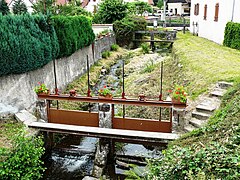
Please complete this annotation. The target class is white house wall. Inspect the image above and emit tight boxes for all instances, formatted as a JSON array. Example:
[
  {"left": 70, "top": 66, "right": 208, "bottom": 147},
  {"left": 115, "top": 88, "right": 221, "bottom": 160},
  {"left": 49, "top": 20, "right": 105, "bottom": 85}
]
[
  {"left": 233, "top": 0, "right": 240, "bottom": 23},
  {"left": 168, "top": 3, "right": 184, "bottom": 15},
  {"left": 190, "top": 0, "right": 240, "bottom": 44}
]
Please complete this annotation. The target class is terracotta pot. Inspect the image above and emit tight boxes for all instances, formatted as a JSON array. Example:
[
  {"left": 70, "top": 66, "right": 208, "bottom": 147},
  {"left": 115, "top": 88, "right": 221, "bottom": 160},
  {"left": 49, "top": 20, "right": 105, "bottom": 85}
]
[
  {"left": 69, "top": 89, "right": 77, "bottom": 97},
  {"left": 37, "top": 90, "right": 50, "bottom": 96},
  {"left": 99, "top": 94, "right": 113, "bottom": 99},
  {"left": 138, "top": 94, "right": 146, "bottom": 101},
  {"left": 172, "top": 98, "right": 186, "bottom": 104}
]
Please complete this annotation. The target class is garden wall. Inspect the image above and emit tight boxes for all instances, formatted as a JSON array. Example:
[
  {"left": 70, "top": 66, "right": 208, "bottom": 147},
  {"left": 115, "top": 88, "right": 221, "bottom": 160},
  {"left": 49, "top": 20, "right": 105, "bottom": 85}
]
[{"left": 0, "top": 35, "right": 115, "bottom": 114}]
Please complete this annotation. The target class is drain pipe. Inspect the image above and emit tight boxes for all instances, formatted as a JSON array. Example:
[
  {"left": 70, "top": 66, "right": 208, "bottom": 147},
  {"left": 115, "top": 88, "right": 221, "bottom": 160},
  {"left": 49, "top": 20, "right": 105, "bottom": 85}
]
[{"left": 231, "top": 0, "right": 236, "bottom": 22}]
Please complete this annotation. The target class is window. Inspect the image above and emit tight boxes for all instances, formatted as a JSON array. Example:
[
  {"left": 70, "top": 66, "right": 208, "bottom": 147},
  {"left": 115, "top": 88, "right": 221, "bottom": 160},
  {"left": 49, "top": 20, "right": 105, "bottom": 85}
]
[
  {"left": 214, "top": 3, "right": 219, "bottom": 21},
  {"left": 194, "top": 3, "right": 199, "bottom": 16},
  {"left": 204, "top": 4, "right": 207, "bottom": 20}
]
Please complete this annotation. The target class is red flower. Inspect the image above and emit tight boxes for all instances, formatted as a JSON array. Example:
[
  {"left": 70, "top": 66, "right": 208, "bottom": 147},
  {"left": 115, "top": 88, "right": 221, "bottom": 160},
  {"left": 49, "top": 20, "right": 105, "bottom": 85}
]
[
  {"left": 176, "top": 92, "right": 179, "bottom": 94},
  {"left": 104, "top": 85, "right": 107, "bottom": 88}
]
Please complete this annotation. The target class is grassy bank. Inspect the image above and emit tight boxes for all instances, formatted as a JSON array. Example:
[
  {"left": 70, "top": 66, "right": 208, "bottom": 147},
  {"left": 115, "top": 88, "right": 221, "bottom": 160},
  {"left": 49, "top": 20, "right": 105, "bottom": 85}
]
[
  {"left": 173, "top": 32, "right": 240, "bottom": 99},
  {"left": 0, "top": 119, "right": 45, "bottom": 179},
  {"left": 144, "top": 33, "right": 240, "bottom": 179},
  {"left": 147, "top": 79, "right": 240, "bottom": 179}
]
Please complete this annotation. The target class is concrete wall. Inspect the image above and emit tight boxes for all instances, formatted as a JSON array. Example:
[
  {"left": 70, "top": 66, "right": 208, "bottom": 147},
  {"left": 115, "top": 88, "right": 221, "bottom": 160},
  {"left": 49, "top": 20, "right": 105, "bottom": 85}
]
[
  {"left": 190, "top": 0, "right": 240, "bottom": 44},
  {"left": 0, "top": 35, "right": 116, "bottom": 113}
]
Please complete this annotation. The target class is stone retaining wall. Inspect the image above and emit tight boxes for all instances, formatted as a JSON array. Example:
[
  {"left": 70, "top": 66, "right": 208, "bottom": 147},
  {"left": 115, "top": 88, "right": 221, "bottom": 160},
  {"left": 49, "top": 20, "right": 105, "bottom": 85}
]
[{"left": 0, "top": 35, "right": 116, "bottom": 114}]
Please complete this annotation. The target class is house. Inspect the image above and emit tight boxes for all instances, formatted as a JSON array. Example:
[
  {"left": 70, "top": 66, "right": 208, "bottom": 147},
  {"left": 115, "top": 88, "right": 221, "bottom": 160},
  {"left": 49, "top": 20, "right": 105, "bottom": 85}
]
[
  {"left": 6, "top": 0, "right": 37, "bottom": 13},
  {"left": 190, "top": 0, "right": 240, "bottom": 44},
  {"left": 167, "top": 0, "right": 191, "bottom": 16},
  {"left": 6, "top": 0, "right": 69, "bottom": 13}
]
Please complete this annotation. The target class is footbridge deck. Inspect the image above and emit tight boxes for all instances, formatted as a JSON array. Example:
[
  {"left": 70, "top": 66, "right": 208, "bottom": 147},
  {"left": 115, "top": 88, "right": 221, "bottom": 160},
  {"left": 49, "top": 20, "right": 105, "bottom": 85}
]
[{"left": 29, "top": 122, "right": 179, "bottom": 144}]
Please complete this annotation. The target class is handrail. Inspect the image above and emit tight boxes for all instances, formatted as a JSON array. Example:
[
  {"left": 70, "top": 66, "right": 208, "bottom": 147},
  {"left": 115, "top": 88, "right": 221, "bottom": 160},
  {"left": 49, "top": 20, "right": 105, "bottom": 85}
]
[{"left": 38, "top": 94, "right": 186, "bottom": 108}]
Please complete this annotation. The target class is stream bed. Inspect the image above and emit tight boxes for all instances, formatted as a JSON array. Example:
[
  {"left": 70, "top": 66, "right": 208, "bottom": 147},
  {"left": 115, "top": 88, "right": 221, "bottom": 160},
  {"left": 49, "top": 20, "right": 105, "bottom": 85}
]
[{"left": 43, "top": 54, "right": 165, "bottom": 179}]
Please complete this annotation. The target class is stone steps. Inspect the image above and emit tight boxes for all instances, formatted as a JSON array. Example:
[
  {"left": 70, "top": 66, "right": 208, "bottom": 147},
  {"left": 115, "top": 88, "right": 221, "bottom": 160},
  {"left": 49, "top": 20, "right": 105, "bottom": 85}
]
[
  {"left": 184, "top": 124, "right": 196, "bottom": 132},
  {"left": 210, "top": 88, "right": 226, "bottom": 97},
  {"left": 189, "top": 118, "right": 207, "bottom": 128},
  {"left": 184, "top": 81, "right": 233, "bottom": 132},
  {"left": 217, "top": 81, "right": 233, "bottom": 89},
  {"left": 192, "top": 110, "right": 211, "bottom": 120}
]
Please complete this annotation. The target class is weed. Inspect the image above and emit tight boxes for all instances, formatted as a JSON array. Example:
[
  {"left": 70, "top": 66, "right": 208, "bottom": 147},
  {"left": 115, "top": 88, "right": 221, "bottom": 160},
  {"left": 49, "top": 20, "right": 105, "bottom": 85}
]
[
  {"left": 111, "top": 44, "right": 119, "bottom": 51},
  {"left": 141, "top": 43, "right": 150, "bottom": 54}
]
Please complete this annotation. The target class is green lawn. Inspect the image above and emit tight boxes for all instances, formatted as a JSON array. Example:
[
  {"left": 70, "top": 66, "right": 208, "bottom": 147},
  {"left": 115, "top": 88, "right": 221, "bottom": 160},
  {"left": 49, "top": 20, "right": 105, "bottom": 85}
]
[{"left": 174, "top": 32, "right": 240, "bottom": 98}]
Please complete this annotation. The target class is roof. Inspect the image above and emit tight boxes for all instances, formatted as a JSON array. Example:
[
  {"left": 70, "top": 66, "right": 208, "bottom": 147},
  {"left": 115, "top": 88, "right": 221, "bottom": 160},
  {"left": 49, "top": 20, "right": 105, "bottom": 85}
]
[
  {"left": 148, "top": 0, "right": 154, "bottom": 5},
  {"left": 167, "top": 0, "right": 188, "bottom": 3},
  {"left": 81, "top": 0, "right": 90, "bottom": 8}
]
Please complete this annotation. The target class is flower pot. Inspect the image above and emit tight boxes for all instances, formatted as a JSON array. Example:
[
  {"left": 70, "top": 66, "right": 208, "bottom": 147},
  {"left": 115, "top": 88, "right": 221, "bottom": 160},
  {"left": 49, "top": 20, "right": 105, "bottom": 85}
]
[
  {"left": 99, "top": 94, "right": 113, "bottom": 99},
  {"left": 138, "top": 94, "right": 146, "bottom": 101},
  {"left": 37, "top": 90, "right": 50, "bottom": 96},
  {"left": 69, "top": 89, "right": 77, "bottom": 97},
  {"left": 172, "top": 98, "right": 186, "bottom": 105}
]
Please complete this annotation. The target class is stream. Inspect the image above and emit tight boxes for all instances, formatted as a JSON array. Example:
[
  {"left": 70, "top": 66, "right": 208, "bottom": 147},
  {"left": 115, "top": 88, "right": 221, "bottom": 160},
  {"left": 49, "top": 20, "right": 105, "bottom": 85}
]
[{"left": 43, "top": 56, "right": 164, "bottom": 179}]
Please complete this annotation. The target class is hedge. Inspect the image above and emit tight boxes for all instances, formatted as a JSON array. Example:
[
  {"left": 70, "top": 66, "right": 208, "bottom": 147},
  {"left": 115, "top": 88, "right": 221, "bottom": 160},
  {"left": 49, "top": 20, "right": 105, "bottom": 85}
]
[
  {"left": 0, "top": 14, "right": 59, "bottom": 76},
  {"left": 223, "top": 22, "right": 240, "bottom": 50},
  {"left": 51, "top": 15, "right": 95, "bottom": 58}
]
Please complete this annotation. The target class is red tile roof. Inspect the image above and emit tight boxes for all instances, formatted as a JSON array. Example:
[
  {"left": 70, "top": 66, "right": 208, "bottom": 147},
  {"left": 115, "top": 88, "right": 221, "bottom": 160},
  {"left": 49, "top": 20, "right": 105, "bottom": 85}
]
[{"left": 81, "top": 0, "right": 89, "bottom": 8}]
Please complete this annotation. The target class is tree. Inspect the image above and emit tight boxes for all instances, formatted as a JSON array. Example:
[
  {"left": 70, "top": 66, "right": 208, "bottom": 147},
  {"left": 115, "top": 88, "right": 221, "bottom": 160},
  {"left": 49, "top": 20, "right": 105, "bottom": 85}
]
[
  {"left": 32, "top": 0, "right": 56, "bottom": 14},
  {"left": 12, "top": 0, "right": 27, "bottom": 14},
  {"left": 93, "top": 0, "right": 127, "bottom": 24},
  {"left": 127, "top": 1, "right": 152, "bottom": 16},
  {"left": 157, "top": 0, "right": 164, "bottom": 9},
  {"left": 0, "top": 0, "right": 10, "bottom": 15},
  {"left": 55, "top": 4, "right": 92, "bottom": 17}
]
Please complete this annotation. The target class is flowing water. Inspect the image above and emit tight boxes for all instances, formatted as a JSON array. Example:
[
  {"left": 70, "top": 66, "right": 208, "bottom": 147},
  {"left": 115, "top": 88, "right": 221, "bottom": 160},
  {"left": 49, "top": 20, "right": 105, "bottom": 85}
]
[{"left": 43, "top": 57, "right": 164, "bottom": 179}]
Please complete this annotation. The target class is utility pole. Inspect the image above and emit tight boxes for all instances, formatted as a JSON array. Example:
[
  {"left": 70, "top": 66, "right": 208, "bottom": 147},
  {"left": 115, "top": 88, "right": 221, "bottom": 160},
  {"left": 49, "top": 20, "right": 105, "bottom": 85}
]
[{"left": 163, "top": 0, "right": 167, "bottom": 28}]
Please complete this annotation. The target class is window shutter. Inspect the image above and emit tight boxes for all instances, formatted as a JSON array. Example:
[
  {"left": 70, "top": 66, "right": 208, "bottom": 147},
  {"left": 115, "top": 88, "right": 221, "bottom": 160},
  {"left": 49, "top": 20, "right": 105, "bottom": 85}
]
[
  {"left": 214, "top": 3, "right": 219, "bottom": 21},
  {"left": 194, "top": 4, "right": 197, "bottom": 15},
  {"left": 204, "top": 4, "right": 207, "bottom": 20},
  {"left": 197, "top": 3, "right": 199, "bottom": 15}
]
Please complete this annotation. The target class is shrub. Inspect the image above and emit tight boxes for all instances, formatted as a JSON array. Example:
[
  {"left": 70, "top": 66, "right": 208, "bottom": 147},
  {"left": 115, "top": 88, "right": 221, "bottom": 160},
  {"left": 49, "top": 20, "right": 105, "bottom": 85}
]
[
  {"left": 51, "top": 15, "right": 95, "bottom": 58},
  {"left": 141, "top": 43, "right": 150, "bottom": 54},
  {"left": 0, "top": 132, "right": 45, "bottom": 179},
  {"left": 111, "top": 44, "right": 119, "bottom": 51},
  {"left": 223, "top": 22, "right": 240, "bottom": 50},
  {"left": 113, "top": 15, "right": 147, "bottom": 46},
  {"left": 102, "top": 51, "right": 111, "bottom": 58},
  {"left": 0, "top": 14, "right": 59, "bottom": 77}
]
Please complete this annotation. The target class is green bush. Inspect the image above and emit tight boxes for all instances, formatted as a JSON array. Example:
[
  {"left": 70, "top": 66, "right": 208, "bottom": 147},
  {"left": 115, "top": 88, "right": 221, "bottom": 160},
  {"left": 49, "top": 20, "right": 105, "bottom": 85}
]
[
  {"left": 223, "top": 22, "right": 240, "bottom": 50},
  {"left": 0, "top": 132, "right": 45, "bottom": 179},
  {"left": 113, "top": 15, "right": 147, "bottom": 46},
  {"left": 0, "top": 14, "right": 59, "bottom": 77},
  {"left": 51, "top": 15, "right": 95, "bottom": 58},
  {"left": 102, "top": 50, "right": 111, "bottom": 58},
  {"left": 111, "top": 44, "right": 119, "bottom": 51}
]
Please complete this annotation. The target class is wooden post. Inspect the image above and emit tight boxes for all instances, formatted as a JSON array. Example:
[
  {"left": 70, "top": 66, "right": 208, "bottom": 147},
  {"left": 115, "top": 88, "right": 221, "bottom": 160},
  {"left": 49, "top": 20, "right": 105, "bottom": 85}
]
[{"left": 183, "top": 18, "right": 186, "bottom": 34}]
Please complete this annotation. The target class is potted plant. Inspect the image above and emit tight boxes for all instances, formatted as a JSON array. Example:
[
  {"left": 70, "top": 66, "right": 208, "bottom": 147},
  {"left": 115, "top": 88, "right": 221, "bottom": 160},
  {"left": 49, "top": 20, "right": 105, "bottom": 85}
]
[
  {"left": 98, "top": 85, "right": 112, "bottom": 99},
  {"left": 34, "top": 82, "right": 49, "bottom": 95},
  {"left": 171, "top": 85, "right": 187, "bottom": 104}
]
